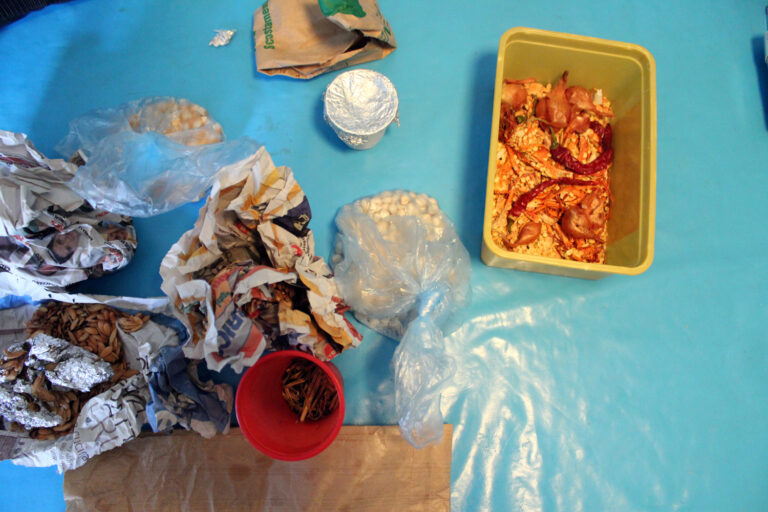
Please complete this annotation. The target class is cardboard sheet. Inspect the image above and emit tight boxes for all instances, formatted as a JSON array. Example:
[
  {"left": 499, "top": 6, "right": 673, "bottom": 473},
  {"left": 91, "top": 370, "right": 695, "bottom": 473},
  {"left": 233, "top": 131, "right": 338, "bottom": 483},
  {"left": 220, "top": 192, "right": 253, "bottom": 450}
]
[{"left": 63, "top": 425, "right": 452, "bottom": 511}]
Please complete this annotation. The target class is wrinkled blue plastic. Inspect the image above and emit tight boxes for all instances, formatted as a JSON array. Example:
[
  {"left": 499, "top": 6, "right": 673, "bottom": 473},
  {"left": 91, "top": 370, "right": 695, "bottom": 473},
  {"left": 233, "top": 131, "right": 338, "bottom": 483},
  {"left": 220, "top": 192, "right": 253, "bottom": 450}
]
[
  {"left": 67, "top": 132, "right": 259, "bottom": 217},
  {"left": 334, "top": 203, "right": 471, "bottom": 448},
  {"left": 56, "top": 99, "right": 261, "bottom": 217},
  {"left": 393, "top": 314, "right": 455, "bottom": 448}
]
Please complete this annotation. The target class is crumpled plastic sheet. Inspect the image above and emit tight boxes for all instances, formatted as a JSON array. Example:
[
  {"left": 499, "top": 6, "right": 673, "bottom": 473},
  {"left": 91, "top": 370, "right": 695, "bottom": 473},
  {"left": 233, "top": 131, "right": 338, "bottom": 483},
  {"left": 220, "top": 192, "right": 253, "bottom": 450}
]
[
  {"left": 332, "top": 195, "right": 470, "bottom": 449},
  {"left": 55, "top": 98, "right": 261, "bottom": 217},
  {"left": 336, "top": 276, "right": 723, "bottom": 512},
  {"left": 441, "top": 299, "right": 655, "bottom": 512}
]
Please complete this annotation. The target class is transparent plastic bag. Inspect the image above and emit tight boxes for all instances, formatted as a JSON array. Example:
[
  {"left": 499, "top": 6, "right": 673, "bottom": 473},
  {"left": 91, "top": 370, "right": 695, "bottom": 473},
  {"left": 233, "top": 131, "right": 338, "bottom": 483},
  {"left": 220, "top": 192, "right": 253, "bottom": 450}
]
[
  {"left": 55, "top": 98, "right": 261, "bottom": 217},
  {"left": 333, "top": 191, "right": 471, "bottom": 447},
  {"left": 57, "top": 97, "right": 225, "bottom": 155}
]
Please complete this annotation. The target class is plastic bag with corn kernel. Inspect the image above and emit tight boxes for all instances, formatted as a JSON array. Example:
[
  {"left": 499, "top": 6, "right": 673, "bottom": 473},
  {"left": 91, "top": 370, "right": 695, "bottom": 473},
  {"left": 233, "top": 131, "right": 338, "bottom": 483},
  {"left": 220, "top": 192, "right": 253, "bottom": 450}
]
[{"left": 55, "top": 98, "right": 260, "bottom": 217}]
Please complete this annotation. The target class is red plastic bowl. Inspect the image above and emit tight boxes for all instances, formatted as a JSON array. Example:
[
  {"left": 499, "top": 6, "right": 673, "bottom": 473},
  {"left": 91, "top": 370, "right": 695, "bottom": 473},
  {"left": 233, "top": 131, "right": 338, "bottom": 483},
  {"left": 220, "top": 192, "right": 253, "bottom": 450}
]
[{"left": 235, "top": 350, "right": 345, "bottom": 461}]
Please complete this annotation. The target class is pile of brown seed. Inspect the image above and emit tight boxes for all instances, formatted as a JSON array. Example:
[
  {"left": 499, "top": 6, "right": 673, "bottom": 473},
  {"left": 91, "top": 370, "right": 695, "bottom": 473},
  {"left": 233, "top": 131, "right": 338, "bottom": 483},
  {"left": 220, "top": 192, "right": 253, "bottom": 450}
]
[{"left": 0, "top": 301, "right": 149, "bottom": 439}]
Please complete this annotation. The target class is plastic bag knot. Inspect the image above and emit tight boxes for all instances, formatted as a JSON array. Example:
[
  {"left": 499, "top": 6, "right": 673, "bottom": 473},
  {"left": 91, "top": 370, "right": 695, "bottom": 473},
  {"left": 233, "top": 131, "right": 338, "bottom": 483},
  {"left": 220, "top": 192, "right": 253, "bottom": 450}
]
[{"left": 417, "top": 284, "right": 450, "bottom": 320}]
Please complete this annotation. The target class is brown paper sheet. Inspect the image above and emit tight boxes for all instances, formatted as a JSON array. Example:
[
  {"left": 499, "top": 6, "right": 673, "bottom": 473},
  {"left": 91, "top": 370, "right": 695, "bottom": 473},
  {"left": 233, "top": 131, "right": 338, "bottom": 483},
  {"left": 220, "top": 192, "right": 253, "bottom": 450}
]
[
  {"left": 253, "top": 0, "right": 396, "bottom": 79},
  {"left": 63, "top": 425, "right": 452, "bottom": 511}
]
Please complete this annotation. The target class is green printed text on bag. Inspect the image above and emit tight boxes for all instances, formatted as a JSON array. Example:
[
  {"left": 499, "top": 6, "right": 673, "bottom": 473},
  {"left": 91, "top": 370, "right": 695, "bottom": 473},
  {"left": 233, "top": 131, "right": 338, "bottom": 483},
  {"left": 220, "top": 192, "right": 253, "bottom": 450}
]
[{"left": 253, "top": 0, "right": 396, "bottom": 79}]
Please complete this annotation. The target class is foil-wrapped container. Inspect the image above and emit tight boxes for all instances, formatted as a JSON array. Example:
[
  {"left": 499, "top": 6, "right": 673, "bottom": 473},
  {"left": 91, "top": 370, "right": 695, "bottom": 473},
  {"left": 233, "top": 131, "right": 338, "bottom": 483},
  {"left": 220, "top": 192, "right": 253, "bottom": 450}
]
[
  {"left": 0, "top": 386, "right": 63, "bottom": 429},
  {"left": 28, "top": 334, "right": 91, "bottom": 364},
  {"left": 0, "top": 333, "right": 114, "bottom": 430},
  {"left": 323, "top": 69, "right": 399, "bottom": 150},
  {"left": 26, "top": 333, "right": 112, "bottom": 392},
  {"left": 0, "top": 334, "right": 112, "bottom": 429},
  {"left": 46, "top": 357, "right": 112, "bottom": 393}
]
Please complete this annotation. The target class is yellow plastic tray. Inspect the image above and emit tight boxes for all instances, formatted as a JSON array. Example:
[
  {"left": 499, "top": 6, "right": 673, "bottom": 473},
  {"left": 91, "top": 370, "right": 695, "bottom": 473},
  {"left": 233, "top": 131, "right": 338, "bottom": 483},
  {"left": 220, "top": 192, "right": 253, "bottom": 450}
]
[{"left": 481, "top": 27, "right": 657, "bottom": 279}]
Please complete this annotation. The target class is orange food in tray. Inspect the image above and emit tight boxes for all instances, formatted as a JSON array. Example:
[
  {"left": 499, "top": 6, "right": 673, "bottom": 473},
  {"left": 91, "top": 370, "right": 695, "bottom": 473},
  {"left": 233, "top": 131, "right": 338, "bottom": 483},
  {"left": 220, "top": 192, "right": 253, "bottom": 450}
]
[{"left": 491, "top": 71, "right": 615, "bottom": 263}]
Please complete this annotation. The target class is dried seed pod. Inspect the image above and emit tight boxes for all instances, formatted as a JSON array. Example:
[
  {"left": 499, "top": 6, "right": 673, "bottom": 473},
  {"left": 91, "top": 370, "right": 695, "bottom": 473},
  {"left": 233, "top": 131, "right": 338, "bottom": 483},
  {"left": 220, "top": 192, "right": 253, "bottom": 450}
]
[
  {"left": 0, "top": 358, "right": 24, "bottom": 381},
  {"left": 30, "top": 428, "right": 55, "bottom": 440},
  {"left": 281, "top": 359, "right": 338, "bottom": 422},
  {"left": 99, "top": 346, "right": 114, "bottom": 361},
  {"left": 53, "top": 418, "right": 75, "bottom": 432},
  {"left": 19, "top": 301, "right": 143, "bottom": 437},
  {"left": 3, "top": 347, "right": 27, "bottom": 360},
  {"left": 32, "top": 374, "right": 57, "bottom": 402},
  {"left": 98, "top": 321, "right": 111, "bottom": 337}
]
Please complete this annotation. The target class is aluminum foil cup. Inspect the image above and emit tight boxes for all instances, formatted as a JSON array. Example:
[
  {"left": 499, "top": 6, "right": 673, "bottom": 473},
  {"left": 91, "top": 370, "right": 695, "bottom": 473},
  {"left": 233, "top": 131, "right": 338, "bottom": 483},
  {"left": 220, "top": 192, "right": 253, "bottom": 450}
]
[{"left": 323, "top": 69, "right": 399, "bottom": 150}]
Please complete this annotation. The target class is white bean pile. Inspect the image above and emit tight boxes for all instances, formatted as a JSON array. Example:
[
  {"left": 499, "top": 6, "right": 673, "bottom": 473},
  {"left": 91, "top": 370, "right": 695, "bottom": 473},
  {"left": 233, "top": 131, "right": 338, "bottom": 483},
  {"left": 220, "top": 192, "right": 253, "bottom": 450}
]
[{"left": 332, "top": 190, "right": 445, "bottom": 266}]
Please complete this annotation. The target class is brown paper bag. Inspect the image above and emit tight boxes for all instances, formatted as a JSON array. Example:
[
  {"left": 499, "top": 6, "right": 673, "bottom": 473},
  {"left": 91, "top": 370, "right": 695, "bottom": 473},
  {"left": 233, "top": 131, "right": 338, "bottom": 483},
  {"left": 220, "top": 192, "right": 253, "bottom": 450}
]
[
  {"left": 253, "top": 0, "right": 397, "bottom": 79},
  {"left": 64, "top": 426, "right": 451, "bottom": 511}
]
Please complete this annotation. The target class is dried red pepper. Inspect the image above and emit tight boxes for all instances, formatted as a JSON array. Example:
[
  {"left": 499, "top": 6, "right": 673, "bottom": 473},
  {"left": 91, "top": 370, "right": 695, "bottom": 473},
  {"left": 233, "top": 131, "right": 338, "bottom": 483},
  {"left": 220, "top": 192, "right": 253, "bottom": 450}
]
[
  {"left": 551, "top": 121, "right": 613, "bottom": 175},
  {"left": 509, "top": 177, "right": 594, "bottom": 217}
]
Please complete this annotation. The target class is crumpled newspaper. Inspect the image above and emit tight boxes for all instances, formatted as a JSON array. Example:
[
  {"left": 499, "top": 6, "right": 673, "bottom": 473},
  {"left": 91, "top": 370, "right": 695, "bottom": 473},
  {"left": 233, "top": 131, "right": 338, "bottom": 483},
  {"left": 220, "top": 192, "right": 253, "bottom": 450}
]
[
  {"left": 160, "top": 147, "right": 362, "bottom": 373},
  {"left": 146, "top": 344, "right": 232, "bottom": 438},
  {"left": 0, "top": 295, "right": 233, "bottom": 472},
  {"left": 0, "top": 130, "right": 137, "bottom": 295},
  {"left": 10, "top": 373, "right": 151, "bottom": 471}
]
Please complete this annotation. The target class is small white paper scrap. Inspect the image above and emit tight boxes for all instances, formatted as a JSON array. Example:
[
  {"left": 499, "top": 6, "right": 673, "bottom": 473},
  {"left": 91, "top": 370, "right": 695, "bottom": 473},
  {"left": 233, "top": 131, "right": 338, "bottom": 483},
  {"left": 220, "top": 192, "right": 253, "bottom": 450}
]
[{"left": 209, "top": 30, "right": 236, "bottom": 47}]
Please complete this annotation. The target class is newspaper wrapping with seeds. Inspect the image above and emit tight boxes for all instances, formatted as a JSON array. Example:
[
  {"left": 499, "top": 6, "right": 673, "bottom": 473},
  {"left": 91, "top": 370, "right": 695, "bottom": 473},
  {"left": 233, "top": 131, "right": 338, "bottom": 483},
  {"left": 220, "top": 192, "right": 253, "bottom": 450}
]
[
  {"left": 0, "top": 295, "right": 233, "bottom": 472},
  {"left": 160, "top": 147, "right": 362, "bottom": 373}
]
